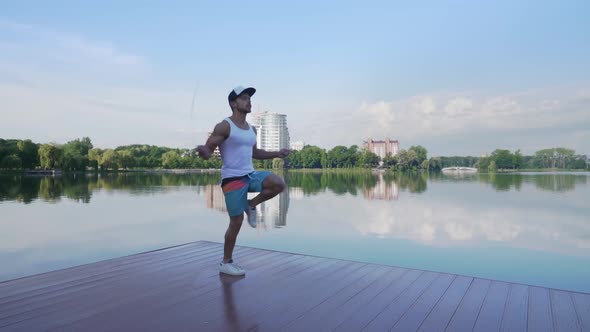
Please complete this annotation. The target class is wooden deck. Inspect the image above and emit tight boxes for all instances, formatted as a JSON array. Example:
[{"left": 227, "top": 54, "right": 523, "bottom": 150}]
[{"left": 0, "top": 241, "right": 588, "bottom": 331}]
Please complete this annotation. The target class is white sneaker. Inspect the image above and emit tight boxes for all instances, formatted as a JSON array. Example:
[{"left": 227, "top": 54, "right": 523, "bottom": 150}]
[
  {"left": 245, "top": 205, "right": 257, "bottom": 228},
  {"left": 219, "top": 261, "right": 246, "bottom": 276}
]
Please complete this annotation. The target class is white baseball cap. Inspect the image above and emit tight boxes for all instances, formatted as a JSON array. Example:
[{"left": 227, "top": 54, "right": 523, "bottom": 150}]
[{"left": 228, "top": 86, "right": 256, "bottom": 102}]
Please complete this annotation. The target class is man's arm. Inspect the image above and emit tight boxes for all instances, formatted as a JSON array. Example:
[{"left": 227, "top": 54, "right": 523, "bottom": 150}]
[
  {"left": 252, "top": 145, "right": 288, "bottom": 160},
  {"left": 252, "top": 127, "right": 290, "bottom": 159},
  {"left": 196, "top": 121, "right": 229, "bottom": 160}
]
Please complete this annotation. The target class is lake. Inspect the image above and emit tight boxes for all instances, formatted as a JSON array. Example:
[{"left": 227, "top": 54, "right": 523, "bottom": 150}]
[{"left": 0, "top": 170, "right": 588, "bottom": 293}]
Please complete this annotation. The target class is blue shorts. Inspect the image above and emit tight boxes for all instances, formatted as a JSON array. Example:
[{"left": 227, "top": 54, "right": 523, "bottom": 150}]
[{"left": 221, "top": 171, "right": 272, "bottom": 217}]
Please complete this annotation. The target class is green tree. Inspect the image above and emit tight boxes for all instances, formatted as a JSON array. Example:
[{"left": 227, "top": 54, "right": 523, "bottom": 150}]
[
  {"left": 118, "top": 150, "right": 135, "bottom": 169},
  {"left": 38, "top": 144, "right": 63, "bottom": 169},
  {"left": 428, "top": 157, "right": 442, "bottom": 171},
  {"left": 408, "top": 145, "right": 428, "bottom": 166},
  {"left": 476, "top": 156, "right": 491, "bottom": 171},
  {"left": 512, "top": 149, "right": 523, "bottom": 169},
  {"left": 489, "top": 160, "right": 497, "bottom": 172},
  {"left": 300, "top": 146, "right": 325, "bottom": 168},
  {"left": 491, "top": 149, "right": 514, "bottom": 169},
  {"left": 17, "top": 140, "right": 39, "bottom": 169},
  {"left": 162, "top": 151, "right": 181, "bottom": 169},
  {"left": 88, "top": 148, "right": 102, "bottom": 171},
  {"left": 100, "top": 149, "right": 119, "bottom": 170},
  {"left": 62, "top": 148, "right": 85, "bottom": 171},
  {"left": 382, "top": 153, "right": 397, "bottom": 168},
  {"left": 358, "top": 150, "right": 380, "bottom": 168},
  {"left": 272, "top": 158, "right": 284, "bottom": 169},
  {"left": 0, "top": 154, "right": 22, "bottom": 169}
]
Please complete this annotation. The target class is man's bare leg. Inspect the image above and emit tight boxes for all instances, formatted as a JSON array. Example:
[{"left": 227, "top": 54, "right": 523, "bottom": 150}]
[
  {"left": 248, "top": 174, "right": 286, "bottom": 208},
  {"left": 223, "top": 214, "right": 243, "bottom": 262}
]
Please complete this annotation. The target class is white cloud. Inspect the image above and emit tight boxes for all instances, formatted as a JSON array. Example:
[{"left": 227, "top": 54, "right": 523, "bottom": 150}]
[
  {"left": 0, "top": 19, "right": 146, "bottom": 69},
  {"left": 0, "top": 20, "right": 219, "bottom": 148},
  {"left": 353, "top": 191, "right": 590, "bottom": 256},
  {"left": 340, "top": 86, "right": 590, "bottom": 154}
]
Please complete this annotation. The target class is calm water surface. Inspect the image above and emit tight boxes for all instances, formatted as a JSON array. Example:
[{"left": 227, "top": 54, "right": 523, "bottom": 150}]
[{"left": 0, "top": 171, "right": 588, "bottom": 293}]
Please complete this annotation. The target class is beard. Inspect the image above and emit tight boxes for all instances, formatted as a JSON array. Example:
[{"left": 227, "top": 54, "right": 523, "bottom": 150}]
[{"left": 237, "top": 106, "right": 251, "bottom": 114}]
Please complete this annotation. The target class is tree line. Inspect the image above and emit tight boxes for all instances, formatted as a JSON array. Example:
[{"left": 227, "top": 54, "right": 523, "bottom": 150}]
[
  {"left": 0, "top": 138, "right": 221, "bottom": 171},
  {"left": 0, "top": 137, "right": 587, "bottom": 172},
  {"left": 475, "top": 148, "right": 588, "bottom": 171}
]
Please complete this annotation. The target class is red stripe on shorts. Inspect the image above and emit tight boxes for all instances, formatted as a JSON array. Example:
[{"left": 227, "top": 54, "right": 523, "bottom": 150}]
[{"left": 222, "top": 180, "right": 247, "bottom": 193}]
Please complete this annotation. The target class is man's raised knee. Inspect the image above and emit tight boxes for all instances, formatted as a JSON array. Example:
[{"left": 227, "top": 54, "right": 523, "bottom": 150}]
[{"left": 275, "top": 179, "right": 286, "bottom": 193}]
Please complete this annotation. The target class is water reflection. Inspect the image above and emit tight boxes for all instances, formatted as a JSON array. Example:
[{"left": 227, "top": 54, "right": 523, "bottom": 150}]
[
  {"left": 218, "top": 274, "right": 246, "bottom": 331},
  {"left": 1, "top": 171, "right": 586, "bottom": 205},
  {"left": 1, "top": 170, "right": 589, "bottom": 292},
  {"left": 363, "top": 173, "right": 399, "bottom": 200}
]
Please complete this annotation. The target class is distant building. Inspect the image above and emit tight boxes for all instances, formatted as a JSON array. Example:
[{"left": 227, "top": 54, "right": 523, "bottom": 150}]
[
  {"left": 206, "top": 132, "right": 221, "bottom": 159},
  {"left": 250, "top": 112, "right": 290, "bottom": 151},
  {"left": 290, "top": 141, "right": 305, "bottom": 151},
  {"left": 363, "top": 138, "right": 400, "bottom": 160}
]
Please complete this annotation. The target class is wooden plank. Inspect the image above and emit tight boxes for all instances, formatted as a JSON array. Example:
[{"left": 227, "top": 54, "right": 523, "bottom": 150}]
[
  {"left": 0, "top": 241, "right": 210, "bottom": 295},
  {"left": 211, "top": 261, "right": 374, "bottom": 332},
  {"left": 0, "top": 244, "right": 223, "bottom": 314},
  {"left": 334, "top": 269, "right": 423, "bottom": 332},
  {"left": 571, "top": 292, "right": 590, "bottom": 332},
  {"left": 0, "top": 241, "right": 214, "bottom": 301},
  {"left": 54, "top": 253, "right": 326, "bottom": 331},
  {"left": 528, "top": 286, "right": 554, "bottom": 332},
  {"left": 550, "top": 289, "right": 581, "bottom": 332},
  {"left": 361, "top": 271, "right": 440, "bottom": 331},
  {"left": 473, "top": 281, "right": 511, "bottom": 332},
  {"left": 1, "top": 245, "right": 277, "bottom": 331},
  {"left": 417, "top": 276, "right": 473, "bottom": 332},
  {"left": 390, "top": 273, "right": 455, "bottom": 331},
  {"left": 0, "top": 242, "right": 588, "bottom": 332},
  {"left": 144, "top": 258, "right": 361, "bottom": 331},
  {"left": 500, "top": 284, "right": 529, "bottom": 332},
  {"left": 445, "top": 278, "right": 491, "bottom": 331},
  {"left": 280, "top": 266, "right": 395, "bottom": 331},
  {"left": 0, "top": 244, "right": 234, "bottom": 323},
  {"left": 283, "top": 266, "right": 408, "bottom": 331}
]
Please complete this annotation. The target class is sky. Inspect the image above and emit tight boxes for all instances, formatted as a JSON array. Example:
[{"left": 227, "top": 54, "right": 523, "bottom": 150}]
[{"left": 1, "top": 0, "right": 589, "bottom": 156}]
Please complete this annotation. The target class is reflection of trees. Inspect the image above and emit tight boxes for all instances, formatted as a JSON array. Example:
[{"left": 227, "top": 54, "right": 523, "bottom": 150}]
[
  {"left": 384, "top": 171, "right": 427, "bottom": 194},
  {"left": 285, "top": 170, "right": 378, "bottom": 196},
  {"left": 485, "top": 174, "right": 523, "bottom": 191},
  {"left": 285, "top": 172, "right": 324, "bottom": 195},
  {"left": 0, "top": 175, "right": 40, "bottom": 204},
  {"left": 38, "top": 177, "right": 63, "bottom": 203},
  {"left": 431, "top": 171, "right": 586, "bottom": 193},
  {"left": 0, "top": 172, "right": 222, "bottom": 204},
  {"left": 532, "top": 174, "right": 587, "bottom": 192},
  {"left": 62, "top": 174, "right": 92, "bottom": 203}
]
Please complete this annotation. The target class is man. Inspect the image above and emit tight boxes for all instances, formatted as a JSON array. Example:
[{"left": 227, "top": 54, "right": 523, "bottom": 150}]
[{"left": 196, "top": 86, "right": 289, "bottom": 276}]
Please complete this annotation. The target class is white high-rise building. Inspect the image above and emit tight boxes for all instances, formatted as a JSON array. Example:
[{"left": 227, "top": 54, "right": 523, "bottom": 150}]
[
  {"left": 250, "top": 112, "right": 290, "bottom": 151},
  {"left": 290, "top": 141, "right": 305, "bottom": 151}
]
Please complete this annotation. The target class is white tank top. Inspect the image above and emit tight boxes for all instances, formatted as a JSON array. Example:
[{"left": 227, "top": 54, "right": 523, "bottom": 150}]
[{"left": 219, "top": 118, "right": 256, "bottom": 179}]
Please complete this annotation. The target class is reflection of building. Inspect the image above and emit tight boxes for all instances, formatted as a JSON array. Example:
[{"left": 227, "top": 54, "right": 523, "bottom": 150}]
[
  {"left": 205, "top": 184, "right": 290, "bottom": 228},
  {"left": 363, "top": 174, "right": 399, "bottom": 200},
  {"left": 248, "top": 190, "right": 289, "bottom": 228},
  {"left": 290, "top": 141, "right": 305, "bottom": 151},
  {"left": 205, "top": 184, "right": 226, "bottom": 212},
  {"left": 250, "top": 112, "right": 290, "bottom": 151},
  {"left": 363, "top": 138, "right": 400, "bottom": 160},
  {"left": 289, "top": 187, "right": 304, "bottom": 200}
]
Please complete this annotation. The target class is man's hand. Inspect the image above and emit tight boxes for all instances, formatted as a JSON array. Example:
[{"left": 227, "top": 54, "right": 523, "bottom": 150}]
[
  {"left": 196, "top": 145, "right": 212, "bottom": 160},
  {"left": 277, "top": 148, "right": 290, "bottom": 158}
]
